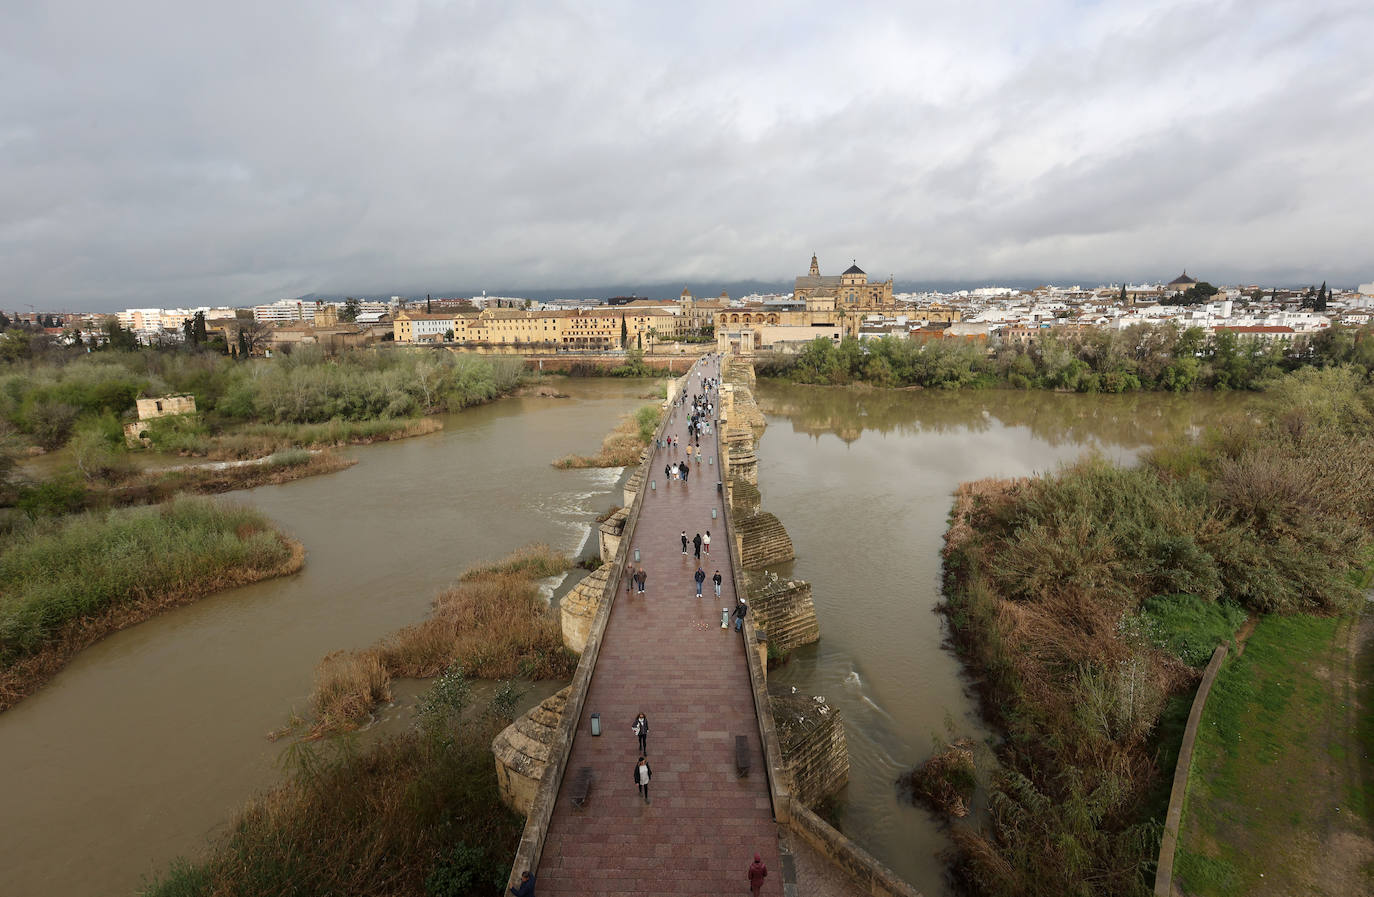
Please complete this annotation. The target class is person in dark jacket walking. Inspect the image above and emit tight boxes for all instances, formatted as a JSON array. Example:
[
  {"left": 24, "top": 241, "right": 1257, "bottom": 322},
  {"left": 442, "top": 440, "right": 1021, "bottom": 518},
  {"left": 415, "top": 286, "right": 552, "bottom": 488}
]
[
  {"left": 733, "top": 597, "right": 748, "bottom": 632},
  {"left": 636, "top": 567, "right": 647, "bottom": 594},
  {"left": 747, "top": 854, "right": 767, "bottom": 896},
  {"left": 712, "top": 569, "right": 723, "bottom": 597},
  {"left": 692, "top": 532, "right": 702, "bottom": 559},
  {"left": 633, "top": 711, "right": 649, "bottom": 754},
  {"left": 634, "top": 756, "right": 652, "bottom": 803},
  {"left": 694, "top": 566, "right": 706, "bottom": 596},
  {"left": 510, "top": 870, "right": 536, "bottom": 897}
]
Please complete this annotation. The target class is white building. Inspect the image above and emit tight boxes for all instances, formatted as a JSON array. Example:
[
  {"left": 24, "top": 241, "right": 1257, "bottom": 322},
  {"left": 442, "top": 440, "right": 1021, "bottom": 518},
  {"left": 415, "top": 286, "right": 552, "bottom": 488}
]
[{"left": 254, "top": 300, "right": 317, "bottom": 324}]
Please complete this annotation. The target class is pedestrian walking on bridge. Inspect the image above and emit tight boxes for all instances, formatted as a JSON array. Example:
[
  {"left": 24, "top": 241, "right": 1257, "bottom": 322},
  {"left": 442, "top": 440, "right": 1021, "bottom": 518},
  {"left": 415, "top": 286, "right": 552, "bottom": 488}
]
[
  {"left": 747, "top": 854, "right": 768, "bottom": 897},
  {"left": 633, "top": 711, "right": 648, "bottom": 754},
  {"left": 694, "top": 566, "right": 706, "bottom": 597},
  {"left": 634, "top": 756, "right": 652, "bottom": 803}
]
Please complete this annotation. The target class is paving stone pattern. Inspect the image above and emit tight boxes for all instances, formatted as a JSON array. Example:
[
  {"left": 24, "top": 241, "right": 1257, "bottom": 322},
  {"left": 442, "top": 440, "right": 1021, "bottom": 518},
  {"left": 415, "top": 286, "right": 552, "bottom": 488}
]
[{"left": 538, "top": 356, "right": 782, "bottom": 896}]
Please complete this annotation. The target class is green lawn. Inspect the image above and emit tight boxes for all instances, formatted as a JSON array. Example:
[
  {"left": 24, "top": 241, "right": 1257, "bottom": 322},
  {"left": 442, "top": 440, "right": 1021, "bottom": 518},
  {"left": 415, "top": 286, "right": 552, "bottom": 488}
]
[{"left": 1175, "top": 612, "right": 1374, "bottom": 896}]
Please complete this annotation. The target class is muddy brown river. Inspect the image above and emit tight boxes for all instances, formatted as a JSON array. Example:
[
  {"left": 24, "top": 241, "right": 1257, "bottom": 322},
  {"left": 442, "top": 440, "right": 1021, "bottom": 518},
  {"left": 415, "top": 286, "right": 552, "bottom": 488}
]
[
  {"left": 0, "top": 379, "right": 648, "bottom": 897},
  {"left": 752, "top": 382, "right": 1258, "bottom": 897}
]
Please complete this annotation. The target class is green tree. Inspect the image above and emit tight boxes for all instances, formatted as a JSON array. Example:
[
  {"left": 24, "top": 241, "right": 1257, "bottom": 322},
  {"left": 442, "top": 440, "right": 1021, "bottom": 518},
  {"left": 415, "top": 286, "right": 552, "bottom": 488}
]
[
  {"left": 341, "top": 297, "right": 361, "bottom": 322},
  {"left": 1119, "top": 284, "right": 1127, "bottom": 304},
  {"left": 620, "top": 315, "right": 628, "bottom": 349},
  {"left": 193, "top": 310, "right": 207, "bottom": 345},
  {"left": 1166, "top": 281, "right": 1219, "bottom": 306},
  {"left": 103, "top": 318, "right": 138, "bottom": 351}
]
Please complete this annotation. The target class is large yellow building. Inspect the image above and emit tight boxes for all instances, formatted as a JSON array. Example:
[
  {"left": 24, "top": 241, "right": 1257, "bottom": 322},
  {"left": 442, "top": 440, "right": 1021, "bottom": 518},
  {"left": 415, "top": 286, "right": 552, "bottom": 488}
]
[
  {"left": 393, "top": 306, "right": 685, "bottom": 349},
  {"left": 714, "top": 254, "right": 894, "bottom": 353},
  {"left": 793, "top": 253, "right": 894, "bottom": 309}
]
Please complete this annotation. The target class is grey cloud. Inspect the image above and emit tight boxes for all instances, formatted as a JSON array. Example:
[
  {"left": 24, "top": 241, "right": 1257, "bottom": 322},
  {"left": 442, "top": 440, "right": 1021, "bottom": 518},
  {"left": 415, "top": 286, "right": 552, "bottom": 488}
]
[{"left": 1, "top": 0, "right": 1372, "bottom": 311}]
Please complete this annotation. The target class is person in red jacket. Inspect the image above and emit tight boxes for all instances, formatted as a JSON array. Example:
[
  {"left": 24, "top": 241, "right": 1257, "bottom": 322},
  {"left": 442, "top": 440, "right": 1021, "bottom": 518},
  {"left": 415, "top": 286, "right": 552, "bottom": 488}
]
[{"left": 747, "top": 853, "right": 767, "bottom": 895}]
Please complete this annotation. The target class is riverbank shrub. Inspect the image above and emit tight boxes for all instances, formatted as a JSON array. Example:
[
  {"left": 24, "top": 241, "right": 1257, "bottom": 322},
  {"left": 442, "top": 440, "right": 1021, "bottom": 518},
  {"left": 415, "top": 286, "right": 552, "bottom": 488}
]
[
  {"left": 939, "top": 366, "right": 1374, "bottom": 896},
  {"left": 0, "top": 497, "right": 302, "bottom": 710},
  {"left": 759, "top": 324, "right": 1374, "bottom": 393},
  {"left": 0, "top": 349, "right": 523, "bottom": 457},
  {"left": 143, "top": 680, "right": 523, "bottom": 897},
  {"left": 308, "top": 545, "right": 575, "bottom": 735}
]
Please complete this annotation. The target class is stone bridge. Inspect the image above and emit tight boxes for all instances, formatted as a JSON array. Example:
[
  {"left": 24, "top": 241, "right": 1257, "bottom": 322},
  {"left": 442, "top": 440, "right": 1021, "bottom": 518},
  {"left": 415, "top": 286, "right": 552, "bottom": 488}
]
[{"left": 495, "top": 354, "right": 922, "bottom": 897}]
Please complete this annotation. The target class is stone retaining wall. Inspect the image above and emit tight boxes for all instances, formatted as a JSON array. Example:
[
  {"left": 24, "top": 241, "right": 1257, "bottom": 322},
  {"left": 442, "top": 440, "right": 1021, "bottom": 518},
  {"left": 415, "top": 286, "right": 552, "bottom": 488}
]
[
  {"left": 1154, "top": 643, "right": 1230, "bottom": 897},
  {"left": 771, "top": 691, "right": 849, "bottom": 809},
  {"left": 558, "top": 564, "right": 612, "bottom": 655},
  {"left": 736, "top": 511, "right": 796, "bottom": 569},
  {"left": 747, "top": 574, "right": 820, "bottom": 656},
  {"left": 789, "top": 805, "right": 926, "bottom": 897},
  {"left": 597, "top": 508, "right": 628, "bottom": 563},
  {"left": 492, "top": 686, "right": 573, "bottom": 816}
]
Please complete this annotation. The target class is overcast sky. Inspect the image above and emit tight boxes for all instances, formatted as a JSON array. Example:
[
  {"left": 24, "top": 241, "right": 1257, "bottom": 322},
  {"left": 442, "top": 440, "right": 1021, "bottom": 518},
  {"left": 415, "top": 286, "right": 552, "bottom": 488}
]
[{"left": 3, "top": 0, "right": 1371, "bottom": 311}]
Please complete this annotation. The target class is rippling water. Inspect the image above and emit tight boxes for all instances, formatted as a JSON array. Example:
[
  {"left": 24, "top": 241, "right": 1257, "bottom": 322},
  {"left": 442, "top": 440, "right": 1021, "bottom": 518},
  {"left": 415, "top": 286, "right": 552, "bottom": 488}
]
[{"left": 753, "top": 382, "right": 1258, "bottom": 896}]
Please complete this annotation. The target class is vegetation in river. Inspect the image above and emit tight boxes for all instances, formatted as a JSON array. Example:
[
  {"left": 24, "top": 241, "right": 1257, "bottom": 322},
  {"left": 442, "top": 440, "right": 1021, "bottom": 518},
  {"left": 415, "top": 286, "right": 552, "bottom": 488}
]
[
  {"left": 0, "top": 498, "right": 303, "bottom": 710},
  {"left": 552, "top": 403, "right": 659, "bottom": 468},
  {"left": 756, "top": 323, "right": 1374, "bottom": 392},
  {"left": 900, "top": 738, "right": 978, "bottom": 818},
  {"left": 308, "top": 544, "right": 576, "bottom": 735},
  {"left": 938, "top": 365, "right": 1374, "bottom": 896},
  {"left": 142, "top": 666, "right": 523, "bottom": 897},
  {"left": 0, "top": 348, "right": 523, "bottom": 513},
  {"left": 1174, "top": 612, "right": 1374, "bottom": 897}
]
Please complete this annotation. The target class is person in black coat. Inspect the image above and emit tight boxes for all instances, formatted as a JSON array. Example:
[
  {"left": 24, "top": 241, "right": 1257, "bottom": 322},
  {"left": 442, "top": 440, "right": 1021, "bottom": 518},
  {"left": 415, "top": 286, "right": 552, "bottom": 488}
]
[
  {"left": 633, "top": 756, "right": 652, "bottom": 803},
  {"left": 510, "top": 871, "right": 536, "bottom": 897},
  {"left": 633, "top": 711, "right": 648, "bottom": 754}
]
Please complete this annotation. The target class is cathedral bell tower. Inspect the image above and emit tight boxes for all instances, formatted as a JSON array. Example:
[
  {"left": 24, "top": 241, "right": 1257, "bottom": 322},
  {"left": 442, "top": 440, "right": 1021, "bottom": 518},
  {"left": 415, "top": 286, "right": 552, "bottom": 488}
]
[{"left": 809, "top": 253, "right": 819, "bottom": 277}]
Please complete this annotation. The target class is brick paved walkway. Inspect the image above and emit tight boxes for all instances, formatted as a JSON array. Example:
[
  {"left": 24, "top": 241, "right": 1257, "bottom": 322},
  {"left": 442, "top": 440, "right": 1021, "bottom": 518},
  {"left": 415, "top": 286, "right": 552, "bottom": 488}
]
[{"left": 537, "top": 356, "right": 781, "bottom": 897}]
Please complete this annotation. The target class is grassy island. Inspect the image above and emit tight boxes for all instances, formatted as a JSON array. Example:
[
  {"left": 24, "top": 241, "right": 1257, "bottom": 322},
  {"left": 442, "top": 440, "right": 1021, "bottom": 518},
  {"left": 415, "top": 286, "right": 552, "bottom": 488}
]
[
  {"left": 938, "top": 365, "right": 1374, "bottom": 896},
  {"left": 307, "top": 544, "right": 577, "bottom": 735},
  {"left": 0, "top": 347, "right": 524, "bottom": 515},
  {"left": 0, "top": 497, "right": 303, "bottom": 710}
]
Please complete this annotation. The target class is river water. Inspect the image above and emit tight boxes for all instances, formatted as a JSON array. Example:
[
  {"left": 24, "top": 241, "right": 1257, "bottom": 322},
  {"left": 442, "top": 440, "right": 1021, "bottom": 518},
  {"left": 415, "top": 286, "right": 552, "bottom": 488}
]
[
  {"left": 751, "top": 381, "right": 1257, "bottom": 897},
  {"left": 0, "top": 379, "right": 647, "bottom": 897}
]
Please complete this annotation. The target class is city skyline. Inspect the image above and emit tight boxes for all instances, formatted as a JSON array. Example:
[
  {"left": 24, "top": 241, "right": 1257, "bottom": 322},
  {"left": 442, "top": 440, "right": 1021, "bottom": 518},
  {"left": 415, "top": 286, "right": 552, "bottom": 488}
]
[{"left": 3, "top": 0, "right": 1372, "bottom": 311}]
